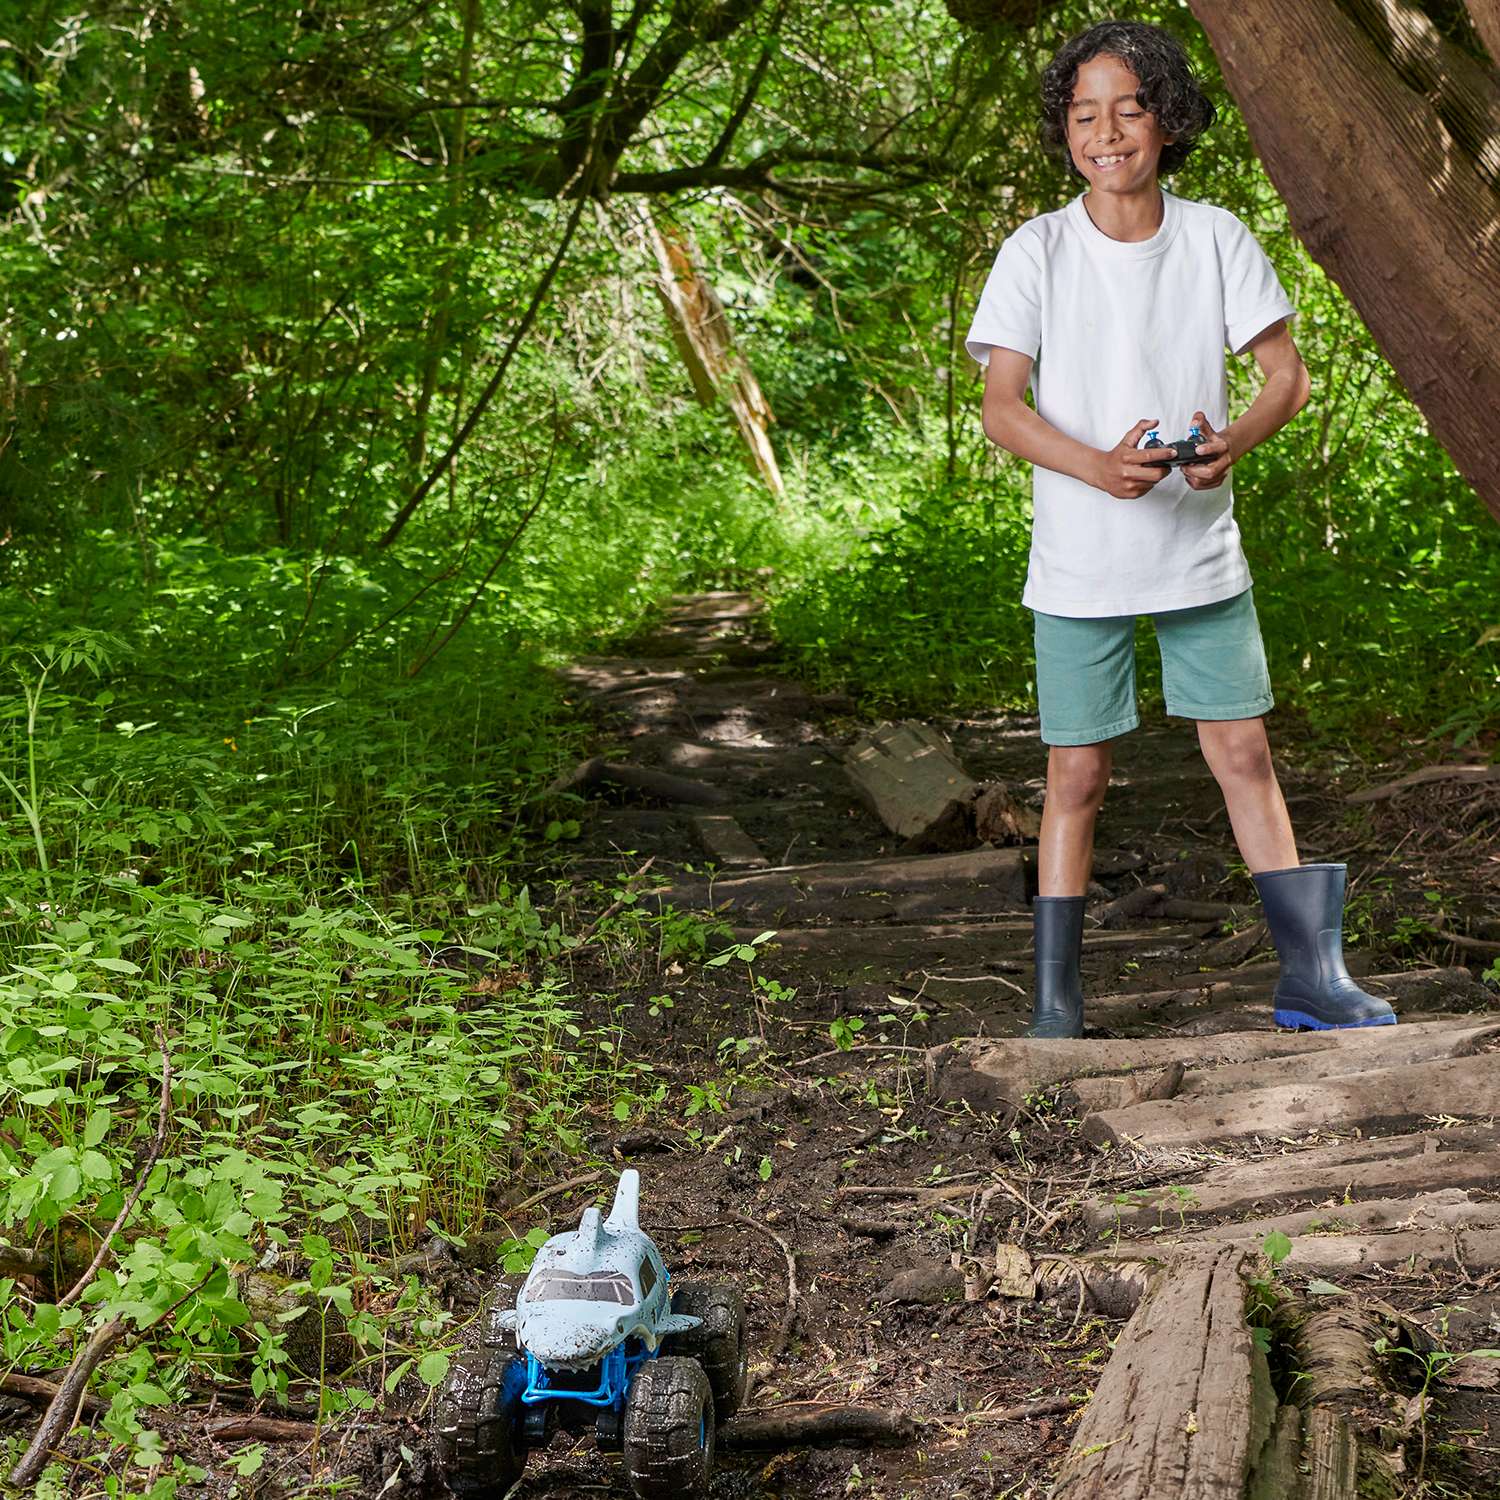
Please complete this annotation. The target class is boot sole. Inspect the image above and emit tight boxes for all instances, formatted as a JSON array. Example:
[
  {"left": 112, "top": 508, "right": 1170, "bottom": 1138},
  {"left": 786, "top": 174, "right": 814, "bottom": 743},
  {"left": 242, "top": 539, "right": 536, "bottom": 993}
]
[{"left": 1273, "top": 1008, "right": 1398, "bottom": 1031}]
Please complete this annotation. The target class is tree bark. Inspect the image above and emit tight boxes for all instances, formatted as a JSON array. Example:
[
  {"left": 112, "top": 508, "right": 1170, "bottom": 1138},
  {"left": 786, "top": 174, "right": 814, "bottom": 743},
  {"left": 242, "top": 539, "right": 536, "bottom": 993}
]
[
  {"left": 1189, "top": 0, "right": 1500, "bottom": 522},
  {"left": 1051, "top": 1246, "right": 1266, "bottom": 1499},
  {"left": 1083, "top": 1123, "right": 1500, "bottom": 1231},
  {"left": 1083, "top": 1053, "right": 1500, "bottom": 1149}
]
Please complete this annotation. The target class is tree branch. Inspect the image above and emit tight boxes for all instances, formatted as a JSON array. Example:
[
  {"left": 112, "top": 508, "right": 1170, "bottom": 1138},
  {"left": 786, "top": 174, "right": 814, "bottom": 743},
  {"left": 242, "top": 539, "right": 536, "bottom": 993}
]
[
  {"left": 376, "top": 178, "right": 593, "bottom": 548},
  {"left": 597, "top": 0, "right": 767, "bottom": 167},
  {"left": 57, "top": 1026, "right": 172, "bottom": 1311},
  {"left": 702, "top": 2, "right": 786, "bottom": 169}
]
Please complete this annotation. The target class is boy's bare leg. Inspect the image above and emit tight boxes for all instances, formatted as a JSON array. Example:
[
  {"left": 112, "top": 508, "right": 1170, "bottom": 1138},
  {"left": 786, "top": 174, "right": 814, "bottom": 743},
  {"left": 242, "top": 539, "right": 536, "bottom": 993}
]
[
  {"left": 1038, "top": 743, "right": 1114, "bottom": 896},
  {"left": 1196, "top": 717, "right": 1299, "bottom": 872}
]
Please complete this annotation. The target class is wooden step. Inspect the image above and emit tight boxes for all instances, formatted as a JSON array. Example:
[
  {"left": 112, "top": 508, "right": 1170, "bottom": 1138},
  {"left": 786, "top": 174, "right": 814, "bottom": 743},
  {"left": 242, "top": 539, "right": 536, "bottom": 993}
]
[
  {"left": 927, "top": 1012, "right": 1500, "bottom": 1112},
  {"left": 1084, "top": 1052, "right": 1500, "bottom": 1150},
  {"left": 1052, "top": 1246, "right": 1268, "bottom": 1500},
  {"left": 1106, "top": 1188, "right": 1500, "bottom": 1256},
  {"left": 1083, "top": 1123, "right": 1500, "bottom": 1232}
]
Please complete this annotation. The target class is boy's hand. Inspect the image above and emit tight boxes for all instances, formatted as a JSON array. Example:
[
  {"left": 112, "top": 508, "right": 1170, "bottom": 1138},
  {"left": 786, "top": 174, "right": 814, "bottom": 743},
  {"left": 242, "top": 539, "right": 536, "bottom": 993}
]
[
  {"left": 1091, "top": 419, "right": 1177, "bottom": 499},
  {"left": 1182, "top": 410, "right": 1234, "bottom": 490}
]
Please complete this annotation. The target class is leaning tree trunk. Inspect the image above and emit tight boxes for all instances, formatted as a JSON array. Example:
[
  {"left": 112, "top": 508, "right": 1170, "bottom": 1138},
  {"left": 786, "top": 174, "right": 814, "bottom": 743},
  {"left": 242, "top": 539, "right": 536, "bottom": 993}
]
[
  {"left": 637, "top": 204, "right": 785, "bottom": 498},
  {"left": 1187, "top": 0, "right": 1500, "bottom": 523}
]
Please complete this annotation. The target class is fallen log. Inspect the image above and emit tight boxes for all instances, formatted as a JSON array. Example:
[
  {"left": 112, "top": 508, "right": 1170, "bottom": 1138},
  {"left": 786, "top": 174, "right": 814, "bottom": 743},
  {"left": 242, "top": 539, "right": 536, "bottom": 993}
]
[
  {"left": 840, "top": 720, "right": 1039, "bottom": 852},
  {"left": 720, "top": 1402, "right": 916, "bottom": 1449},
  {"left": 926, "top": 1016, "right": 1496, "bottom": 1113},
  {"left": 545, "top": 755, "right": 732, "bottom": 807},
  {"left": 653, "top": 844, "right": 1032, "bottom": 920},
  {"left": 1196, "top": 919, "right": 1271, "bottom": 967},
  {"left": 1346, "top": 762, "right": 1500, "bottom": 803},
  {"left": 1071, "top": 1021, "right": 1500, "bottom": 1111},
  {"left": 1291, "top": 1301, "right": 1409, "bottom": 1495},
  {"left": 690, "top": 812, "right": 768, "bottom": 868},
  {"left": 1248, "top": 1403, "right": 1303, "bottom": 1500},
  {"left": 240, "top": 1271, "right": 354, "bottom": 1378},
  {"left": 1094, "top": 882, "right": 1170, "bottom": 928},
  {"left": 1083, "top": 1125, "right": 1500, "bottom": 1232},
  {"left": 1030, "top": 1255, "right": 1160, "bottom": 1320},
  {"left": 1282, "top": 1228, "right": 1500, "bottom": 1273},
  {"left": 1083, "top": 1054, "right": 1500, "bottom": 1150},
  {"left": 1106, "top": 1189, "right": 1500, "bottom": 1256},
  {"left": 0, "top": 1372, "right": 107, "bottom": 1417},
  {"left": 1035, "top": 1227, "right": 1500, "bottom": 1287},
  {"left": 204, "top": 1414, "right": 319, "bottom": 1443},
  {"left": 1051, "top": 1246, "right": 1265, "bottom": 1499}
]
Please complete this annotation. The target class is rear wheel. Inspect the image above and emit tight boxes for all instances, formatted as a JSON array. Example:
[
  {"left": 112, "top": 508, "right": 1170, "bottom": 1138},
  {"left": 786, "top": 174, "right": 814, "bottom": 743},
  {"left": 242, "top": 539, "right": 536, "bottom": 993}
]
[
  {"left": 661, "top": 1281, "right": 748, "bottom": 1420},
  {"left": 622, "top": 1356, "right": 714, "bottom": 1500},
  {"left": 433, "top": 1349, "right": 528, "bottom": 1497}
]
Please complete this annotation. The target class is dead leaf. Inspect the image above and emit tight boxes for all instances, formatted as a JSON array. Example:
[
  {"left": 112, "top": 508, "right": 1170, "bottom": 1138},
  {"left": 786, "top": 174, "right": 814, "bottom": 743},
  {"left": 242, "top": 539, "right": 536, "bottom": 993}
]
[{"left": 1441, "top": 1353, "right": 1500, "bottom": 1390}]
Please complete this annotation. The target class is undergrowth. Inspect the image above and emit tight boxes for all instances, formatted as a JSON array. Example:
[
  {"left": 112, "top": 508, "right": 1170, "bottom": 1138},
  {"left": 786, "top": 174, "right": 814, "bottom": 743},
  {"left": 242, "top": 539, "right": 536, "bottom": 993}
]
[{"left": 0, "top": 540, "right": 721, "bottom": 1495}]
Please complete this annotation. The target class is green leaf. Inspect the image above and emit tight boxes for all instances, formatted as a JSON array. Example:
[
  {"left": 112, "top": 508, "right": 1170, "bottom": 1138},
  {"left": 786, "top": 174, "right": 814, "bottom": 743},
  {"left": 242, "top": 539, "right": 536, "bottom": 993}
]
[
  {"left": 1306, "top": 1279, "right": 1345, "bottom": 1296},
  {"left": 417, "top": 1351, "right": 450, "bottom": 1387},
  {"left": 1262, "top": 1230, "right": 1293, "bottom": 1267}
]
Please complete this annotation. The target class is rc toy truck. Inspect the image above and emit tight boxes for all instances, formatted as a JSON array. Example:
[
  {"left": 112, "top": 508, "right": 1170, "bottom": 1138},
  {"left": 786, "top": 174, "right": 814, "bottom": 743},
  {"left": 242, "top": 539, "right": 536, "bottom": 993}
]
[
  {"left": 434, "top": 1169, "right": 748, "bottom": 1499},
  {"left": 1139, "top": 423, "right": 1206, "bottom": 467}
]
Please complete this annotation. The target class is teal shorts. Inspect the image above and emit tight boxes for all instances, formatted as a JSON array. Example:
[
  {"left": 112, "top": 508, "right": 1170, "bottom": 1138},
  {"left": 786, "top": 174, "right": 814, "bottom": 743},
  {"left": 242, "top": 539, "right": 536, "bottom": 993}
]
[{"left": 1032, "top": 586, "right": 1274, "bottom": 746}]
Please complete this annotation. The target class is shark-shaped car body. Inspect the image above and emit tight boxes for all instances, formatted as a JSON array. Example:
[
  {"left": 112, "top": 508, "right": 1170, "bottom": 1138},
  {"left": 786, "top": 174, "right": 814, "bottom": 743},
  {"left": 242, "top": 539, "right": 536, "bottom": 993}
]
[{"left": 434, "top": 1169, "right": 747, "bottom": 1500}]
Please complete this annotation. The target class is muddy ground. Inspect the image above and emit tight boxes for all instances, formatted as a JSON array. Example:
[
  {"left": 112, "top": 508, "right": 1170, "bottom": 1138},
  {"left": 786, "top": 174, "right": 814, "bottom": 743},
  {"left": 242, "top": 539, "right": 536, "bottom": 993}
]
[{"left": 380, "top": 591, "right": 1497, "bottom": 1500}]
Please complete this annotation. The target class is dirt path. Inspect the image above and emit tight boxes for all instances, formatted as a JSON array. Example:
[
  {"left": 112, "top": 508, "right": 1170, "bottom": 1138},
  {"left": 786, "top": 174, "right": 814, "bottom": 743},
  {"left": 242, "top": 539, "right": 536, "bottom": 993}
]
[{"left": 462, "top": 590, "right": 1500, "bottom": 1500}]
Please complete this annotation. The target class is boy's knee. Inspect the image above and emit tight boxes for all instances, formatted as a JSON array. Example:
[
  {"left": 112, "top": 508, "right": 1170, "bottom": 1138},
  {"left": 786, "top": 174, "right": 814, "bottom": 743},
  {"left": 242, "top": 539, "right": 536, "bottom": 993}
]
[
  {"left": 1198, "top": 721, "right": 1275, "bottom": 784},
  {"left": 1046, "top": 745, "right": 1112, "bottom": 811}
]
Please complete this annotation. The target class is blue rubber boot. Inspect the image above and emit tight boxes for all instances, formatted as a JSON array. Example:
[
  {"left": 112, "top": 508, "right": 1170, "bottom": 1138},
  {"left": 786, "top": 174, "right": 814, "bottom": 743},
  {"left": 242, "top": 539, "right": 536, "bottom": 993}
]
[
  {"left": 1252, "top": 862, "right": 1397, "bottom": 1030},
  {"left": 1025, "top": 895, "right": 1086, "bottom": 1039}
]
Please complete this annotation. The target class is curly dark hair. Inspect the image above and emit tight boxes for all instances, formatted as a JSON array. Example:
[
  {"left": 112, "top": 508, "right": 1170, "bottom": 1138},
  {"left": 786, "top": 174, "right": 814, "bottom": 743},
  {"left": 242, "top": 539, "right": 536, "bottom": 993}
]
[{"left": 1039, "top": 21, "right": 1216, "bottom": 180}]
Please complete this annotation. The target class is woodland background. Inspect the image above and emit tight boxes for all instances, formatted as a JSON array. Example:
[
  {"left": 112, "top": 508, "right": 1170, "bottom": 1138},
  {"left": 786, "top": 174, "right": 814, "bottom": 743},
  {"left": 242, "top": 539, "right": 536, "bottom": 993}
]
[{"left": 0, "top": 1, "right": 1498, "bottom": 1494}]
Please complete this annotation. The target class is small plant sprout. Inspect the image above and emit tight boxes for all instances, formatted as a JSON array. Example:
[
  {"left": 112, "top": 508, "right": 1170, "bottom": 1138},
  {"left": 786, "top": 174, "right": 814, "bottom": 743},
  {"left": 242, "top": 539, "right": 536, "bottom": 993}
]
[{"left": 829, "top": 1015, "right": 865, "bottom": 1051}]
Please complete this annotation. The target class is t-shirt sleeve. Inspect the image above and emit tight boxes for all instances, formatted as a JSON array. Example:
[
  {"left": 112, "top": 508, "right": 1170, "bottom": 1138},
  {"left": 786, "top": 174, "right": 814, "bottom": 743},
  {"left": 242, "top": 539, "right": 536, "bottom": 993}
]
[
  {"left": 964, "top": 229, "right": 1042, "bottom": 367},
  {"left": 1220, "top": 213, "right": 1297, "bottom": 356}
]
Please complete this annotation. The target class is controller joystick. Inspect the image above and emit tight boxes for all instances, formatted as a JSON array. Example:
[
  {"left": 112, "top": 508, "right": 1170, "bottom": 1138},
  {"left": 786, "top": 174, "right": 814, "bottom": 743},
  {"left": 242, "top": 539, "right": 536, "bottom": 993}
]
[{"left": 1140, "top": 423, "right": 1207, "bottom": 467}]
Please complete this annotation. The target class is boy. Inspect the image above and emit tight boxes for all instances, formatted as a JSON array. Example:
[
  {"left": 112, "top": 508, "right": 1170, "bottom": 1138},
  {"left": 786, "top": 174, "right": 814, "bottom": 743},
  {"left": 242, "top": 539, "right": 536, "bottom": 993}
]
[{"left": 965, "top": 20, "right": 1396, "bottom": 1039}]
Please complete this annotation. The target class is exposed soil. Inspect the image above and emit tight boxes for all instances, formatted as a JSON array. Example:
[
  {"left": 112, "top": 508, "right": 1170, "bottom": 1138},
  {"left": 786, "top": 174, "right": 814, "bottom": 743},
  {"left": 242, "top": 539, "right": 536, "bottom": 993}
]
[{"left": 392, "top": 589, "right": 1494, "bottom": 1500}]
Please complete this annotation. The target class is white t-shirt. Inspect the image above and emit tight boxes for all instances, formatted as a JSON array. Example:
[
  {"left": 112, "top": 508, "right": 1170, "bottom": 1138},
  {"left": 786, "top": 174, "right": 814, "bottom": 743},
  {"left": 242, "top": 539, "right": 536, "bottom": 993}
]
[{"left": 965, "top": 189, "right": 1296, "bottom": 618}]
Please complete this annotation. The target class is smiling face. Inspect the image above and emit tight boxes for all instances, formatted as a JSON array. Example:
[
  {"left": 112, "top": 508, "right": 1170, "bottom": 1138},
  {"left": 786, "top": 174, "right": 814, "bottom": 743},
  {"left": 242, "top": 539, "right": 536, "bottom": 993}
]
[{"left": 1065, "top": 52, "right": 1175, "bottom": 196}]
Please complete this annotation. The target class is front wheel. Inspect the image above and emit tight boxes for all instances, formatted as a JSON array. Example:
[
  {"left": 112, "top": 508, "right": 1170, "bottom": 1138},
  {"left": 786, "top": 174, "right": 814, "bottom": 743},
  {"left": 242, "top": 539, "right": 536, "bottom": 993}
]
[
  {"left": 622, "top": 1356, "right": 714, "bottom": 1500},
  {"left": 433, "top": 1349, "right": 528, "bottom": 1497}
]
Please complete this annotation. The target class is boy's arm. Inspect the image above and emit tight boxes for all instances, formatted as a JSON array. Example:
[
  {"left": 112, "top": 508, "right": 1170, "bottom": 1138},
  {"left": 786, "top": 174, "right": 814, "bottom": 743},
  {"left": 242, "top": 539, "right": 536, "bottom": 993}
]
[
  {"left": 980, "top": 348, "right": 1173, "bottom": 501},
  {"left": 1183, "top": 319, "right": 1312, "bottom": 490}
]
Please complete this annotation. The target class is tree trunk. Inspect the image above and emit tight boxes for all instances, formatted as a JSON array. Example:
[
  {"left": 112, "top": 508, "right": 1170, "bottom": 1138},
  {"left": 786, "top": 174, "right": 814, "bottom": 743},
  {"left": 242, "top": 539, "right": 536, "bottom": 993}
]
[
  {"left": 1189, "top": 0, "right": 1500, "bottom": 522},
  {"left": 637, "top": 205, "right": 785, "bottom": 496}
]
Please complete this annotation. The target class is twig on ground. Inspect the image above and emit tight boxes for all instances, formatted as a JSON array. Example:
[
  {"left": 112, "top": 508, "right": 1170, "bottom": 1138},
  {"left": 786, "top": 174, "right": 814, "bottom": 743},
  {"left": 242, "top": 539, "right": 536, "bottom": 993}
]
[
  {"left": 1428, "top": 924, "right": 1500, "bottom": 956},
  {"left": 789, "top": 1043, "right": 928, "bottom": 1069},
  {"left": 204, "top": 1414, "right": 321, "bottom": 1443},
  {"left": 961, "top": 1393, "right": 1074, "bottom": 1424},
  {"left": 59, "top": 1025, "right": 172, "bottom": 1311},
  {"left": 503, "top": 1170, "right": 603, "bottom": 1221},
  {"left": 0, "top": 1373, "right": 107, "bottom": 1417},
  {"left": 729, "top": 1212, "right": 798, "bottom": 1409},
  {"left": 571, "top": 857, "right": 657, "bottom": 946},
  {"left": 9, "top": 1269, "right": 218, "bottom": 1488}
]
